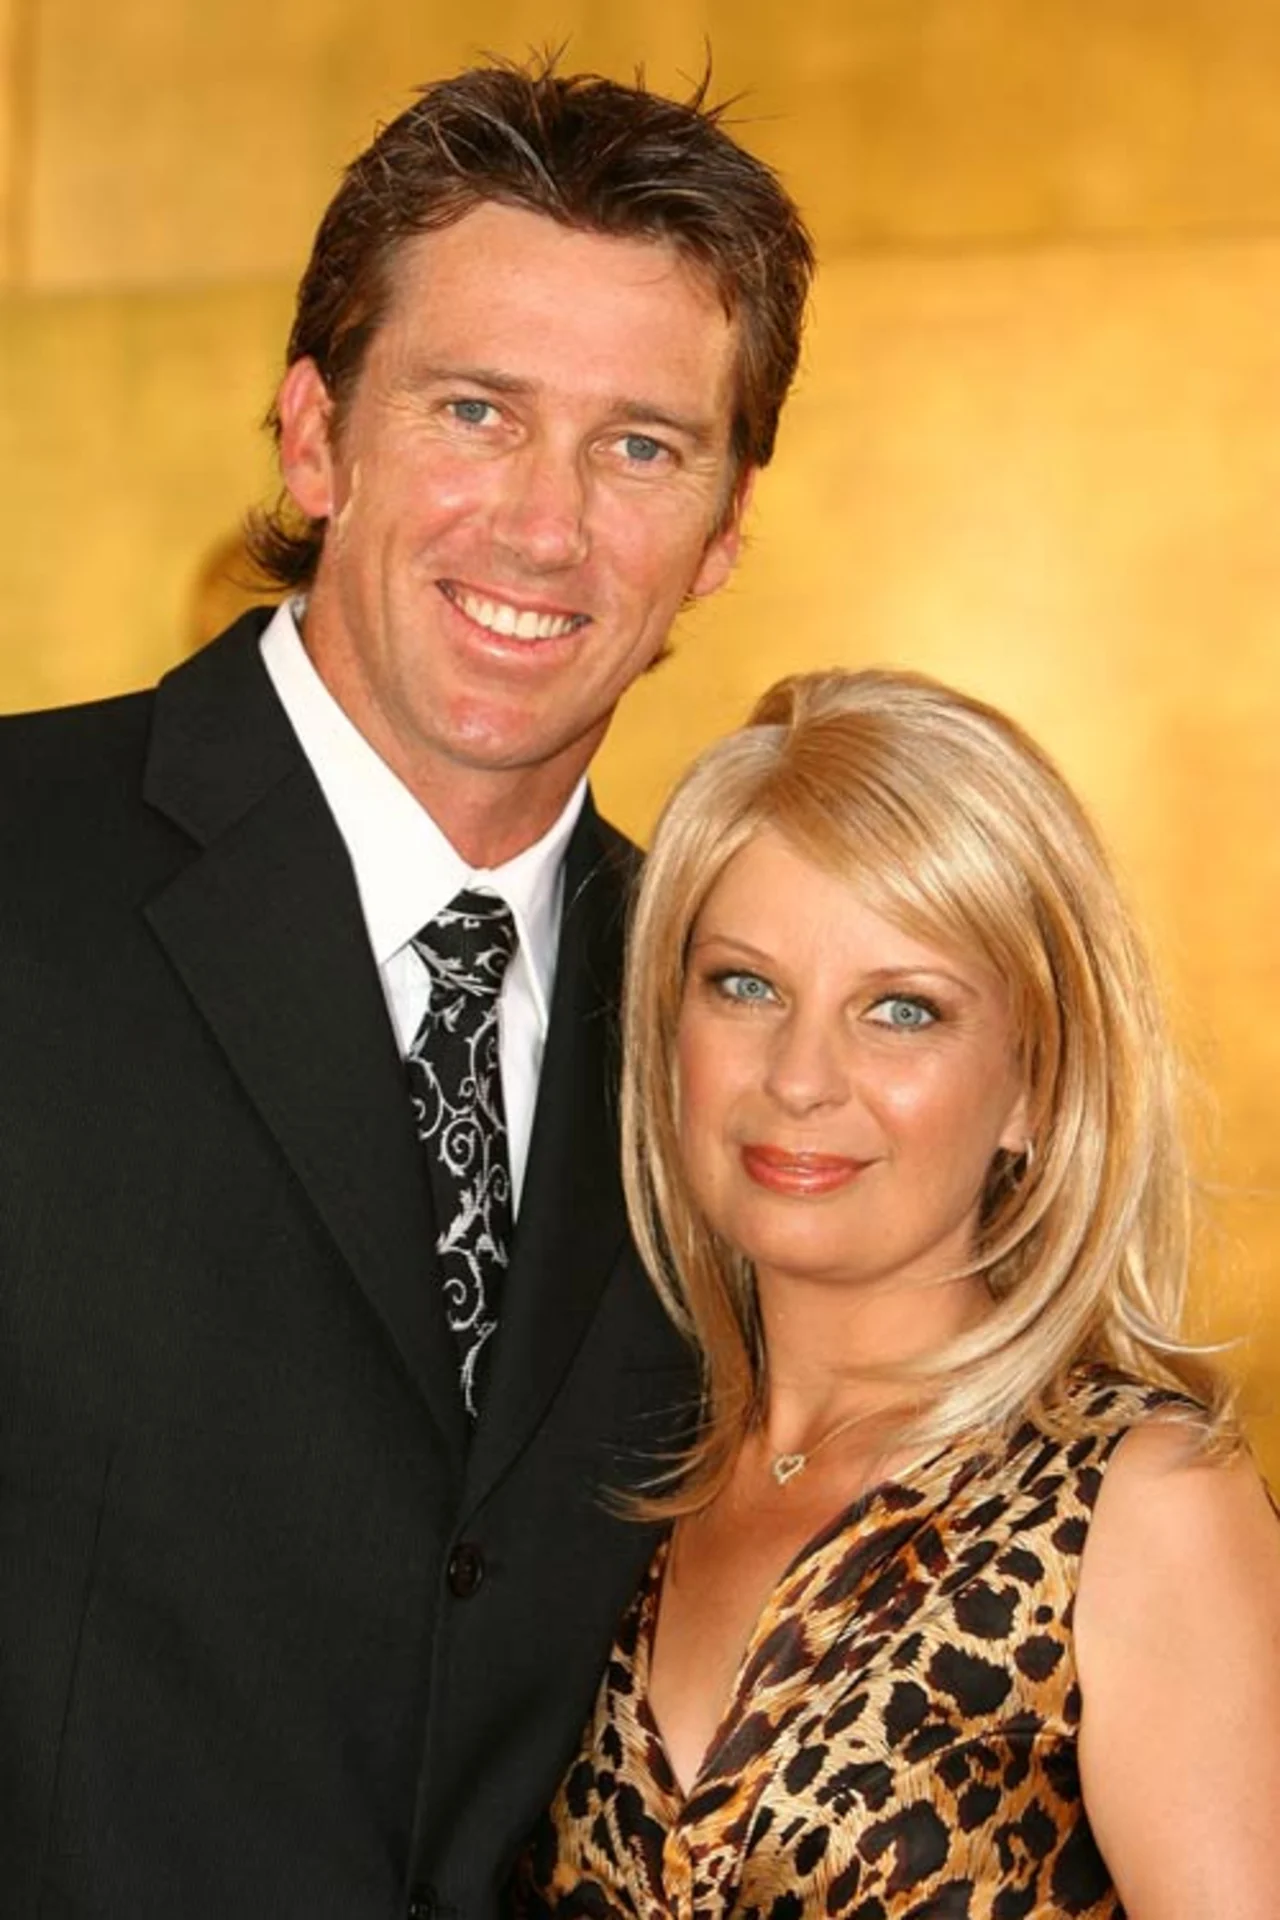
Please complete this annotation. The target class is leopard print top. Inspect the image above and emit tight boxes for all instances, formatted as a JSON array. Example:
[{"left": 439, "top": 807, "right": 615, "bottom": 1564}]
[{"left": 515, "top": 1372, "right": 1183, "bottom": 1919}]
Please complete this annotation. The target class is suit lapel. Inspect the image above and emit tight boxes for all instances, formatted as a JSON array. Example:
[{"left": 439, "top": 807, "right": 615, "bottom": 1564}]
[
  {"left": 465, "top": 800, "right": 638, "bottom": 1501},
  {"left": 141, "top": 615, "right": 469, "bottom": 1469}
]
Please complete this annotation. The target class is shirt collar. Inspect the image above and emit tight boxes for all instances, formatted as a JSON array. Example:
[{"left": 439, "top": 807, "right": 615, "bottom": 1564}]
[{"left": 258, "top": 600, "right": 583, "bottom": 1031}]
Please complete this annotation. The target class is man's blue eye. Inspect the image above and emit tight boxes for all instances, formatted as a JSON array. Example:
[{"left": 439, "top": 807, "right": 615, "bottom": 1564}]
[
  {"left": 450, "top": 399, "right": 493, "bottom": 426},
  {"left": 870, "top": 996, "right": 937, "bottom": 1030},
  {"left": 622, "top": 433, "right": 664, "bottom": 463}
]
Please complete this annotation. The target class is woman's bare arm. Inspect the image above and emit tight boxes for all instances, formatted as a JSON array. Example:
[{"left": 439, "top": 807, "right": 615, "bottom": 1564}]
[{"left": 1077, "top": 1419, "right": 1280, "bottom": 1919}]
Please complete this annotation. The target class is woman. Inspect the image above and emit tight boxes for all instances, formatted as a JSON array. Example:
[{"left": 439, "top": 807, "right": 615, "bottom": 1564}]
[{"left": 517, "top": 669, "right": 1280, "bottom": 1918}]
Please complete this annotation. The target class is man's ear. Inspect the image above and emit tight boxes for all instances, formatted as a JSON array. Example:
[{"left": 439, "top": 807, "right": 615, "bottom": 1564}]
[
  {"left": 276, "top": 358, "right": 336, "bottom": 520},
  {"left": 689, "top": 465, "right": 758, "bottom": 602}
]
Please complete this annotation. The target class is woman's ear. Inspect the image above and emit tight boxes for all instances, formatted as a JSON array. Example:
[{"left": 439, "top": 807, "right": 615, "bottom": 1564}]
[{"left": 998, "top": 1088, "right": 1032, "bottom": 1160}]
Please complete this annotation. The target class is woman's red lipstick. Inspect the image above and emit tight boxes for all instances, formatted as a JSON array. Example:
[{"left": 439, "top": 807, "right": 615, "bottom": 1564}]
[{"left": 741, "top": 1145, "right": 868, "bottom": 1196}]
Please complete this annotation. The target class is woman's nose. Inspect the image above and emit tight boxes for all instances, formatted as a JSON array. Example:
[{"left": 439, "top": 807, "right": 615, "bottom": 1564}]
[{"left": 762, "top": 1011, "right": 851, "bottom": 1114}]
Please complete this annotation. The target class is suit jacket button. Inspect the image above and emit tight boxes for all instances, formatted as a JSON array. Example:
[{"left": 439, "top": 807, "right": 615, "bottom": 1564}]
[
  {"left": 447, "top": 1542, "right": 485, "bottom": 1597},
  {"left": 406, "top": 1886, "right": 436, "bottom": 1920}
]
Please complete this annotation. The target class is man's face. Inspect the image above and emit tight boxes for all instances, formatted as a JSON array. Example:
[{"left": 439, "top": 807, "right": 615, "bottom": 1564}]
[{"left": 279, "top": 202, "right": 748, "bottom": 842}]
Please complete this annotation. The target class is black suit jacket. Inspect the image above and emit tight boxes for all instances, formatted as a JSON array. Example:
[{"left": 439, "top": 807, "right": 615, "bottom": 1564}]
[{"left": 0, "top": 611, "right": 693, "bottom": 1919}]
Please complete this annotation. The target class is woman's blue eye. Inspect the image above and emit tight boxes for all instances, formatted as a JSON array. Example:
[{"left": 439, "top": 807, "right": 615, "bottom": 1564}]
[
  {"left": 869, "top": 995, "right": 938, "bottom": 1030},
  {"left": 714, "top": 971, "right": 774, "bottom": 1004}
]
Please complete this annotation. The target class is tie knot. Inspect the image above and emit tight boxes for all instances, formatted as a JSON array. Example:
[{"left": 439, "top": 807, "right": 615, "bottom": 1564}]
[{"left": 412, "top": 889, "right": 518, "bottom": 1001}]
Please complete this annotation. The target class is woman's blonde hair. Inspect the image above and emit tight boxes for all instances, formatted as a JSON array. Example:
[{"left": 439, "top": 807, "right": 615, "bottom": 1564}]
[{"left": 621, "top": 668, "right": 1232, "bottom": 1513}]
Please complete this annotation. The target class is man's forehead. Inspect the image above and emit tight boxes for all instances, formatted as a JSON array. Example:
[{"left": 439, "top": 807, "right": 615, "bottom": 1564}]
[
  {"left": 378, "top": 205, "right": 731, "bottom": 341},
  {"left": 388, "top": 198, "right": 720, "bottom": 279},
  {"left": 368, "top": 203, "right": 739, "bottom": 419}
]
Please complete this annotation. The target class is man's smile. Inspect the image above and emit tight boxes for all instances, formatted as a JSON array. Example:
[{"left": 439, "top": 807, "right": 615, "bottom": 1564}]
[{"left": 440, "top": 579, "right": 591, "bottom": 641}]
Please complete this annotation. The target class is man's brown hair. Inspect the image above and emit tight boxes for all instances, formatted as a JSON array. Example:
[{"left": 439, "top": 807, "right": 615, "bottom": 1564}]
[{"left": 249, "top": 54, "right": 814, "bottom": 589}]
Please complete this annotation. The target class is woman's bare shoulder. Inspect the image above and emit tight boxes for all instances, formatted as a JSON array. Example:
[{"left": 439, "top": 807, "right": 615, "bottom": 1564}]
[{"left": 1074, "top": 1411, "right": 1280, "bottom": 1919}]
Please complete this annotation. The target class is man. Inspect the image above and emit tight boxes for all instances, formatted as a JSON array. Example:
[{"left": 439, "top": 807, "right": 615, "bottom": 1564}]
[{"left": 0, "top": 59, "right": 812, "bottom": 1920}]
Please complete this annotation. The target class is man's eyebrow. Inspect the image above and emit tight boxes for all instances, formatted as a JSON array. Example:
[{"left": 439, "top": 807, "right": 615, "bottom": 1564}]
[
  {"left": 410, "top": 363, "right": 719, "bottom": 447},
  {"left": 412, "top": 362, "right": 534, "bottom": 397},
  {"left": 610, "top": 400, "right": 717, "bottom": 449}
]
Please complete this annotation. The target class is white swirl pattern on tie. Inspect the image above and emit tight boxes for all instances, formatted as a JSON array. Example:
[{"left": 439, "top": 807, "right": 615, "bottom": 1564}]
[{"left": 407, "top": 891, "right": 517, "bottom": 1417}]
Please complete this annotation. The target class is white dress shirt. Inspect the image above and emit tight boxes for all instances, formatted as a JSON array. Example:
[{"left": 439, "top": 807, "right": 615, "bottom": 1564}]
[{"left": 259, "top": 600, "right": 585, "bottom": 1210}]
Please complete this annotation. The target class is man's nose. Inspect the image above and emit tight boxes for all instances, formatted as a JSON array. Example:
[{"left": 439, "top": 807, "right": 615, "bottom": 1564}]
[
  {"left": 762, "top": 1011, "right": 851, "bottom": 1115},
  {"left": 491, "top": 441, "right": 590, "bottom": 572}
]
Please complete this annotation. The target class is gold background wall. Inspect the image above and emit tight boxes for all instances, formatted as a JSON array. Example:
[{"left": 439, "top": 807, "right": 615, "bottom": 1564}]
[{"left": 2, "top": 1, "right": 1277, "bottom": 1473}]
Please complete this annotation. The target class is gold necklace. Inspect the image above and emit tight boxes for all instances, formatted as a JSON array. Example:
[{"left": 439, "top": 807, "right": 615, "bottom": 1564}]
[{"left": 770, "top": 1408, "right": 871, "bottom": 1487}]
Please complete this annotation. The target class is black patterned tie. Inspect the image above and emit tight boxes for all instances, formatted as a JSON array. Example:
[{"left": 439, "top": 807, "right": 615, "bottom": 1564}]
[{"left": 406, "top": 890, "right": 518, "bottom": 1417}]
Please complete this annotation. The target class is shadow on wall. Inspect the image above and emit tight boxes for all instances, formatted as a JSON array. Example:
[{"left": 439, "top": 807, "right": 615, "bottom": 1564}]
[{"left": 187, "top": 527, "right": 280, "bottom": 654}]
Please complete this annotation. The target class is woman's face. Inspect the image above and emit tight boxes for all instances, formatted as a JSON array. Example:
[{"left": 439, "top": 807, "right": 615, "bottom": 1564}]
[{"left": 675, "top": 830, "right": 1028, "bottom": 1303}]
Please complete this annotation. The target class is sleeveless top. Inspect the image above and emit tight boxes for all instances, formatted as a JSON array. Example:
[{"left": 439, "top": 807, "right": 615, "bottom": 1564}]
[{"left": 515, "top": 1372, "right": 1184, "bottom": 1919}]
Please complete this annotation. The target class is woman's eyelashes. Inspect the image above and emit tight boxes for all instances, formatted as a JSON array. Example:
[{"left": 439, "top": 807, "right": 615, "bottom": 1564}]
[
  {"left": 699, "top": 970, "right": 944, "bottom": 1031},
  {"left": 865, "top": 993, "right": 942, "bottom": 1031},
  {"left": 707, "top": 968, "right": 778, "bottom": 1006}
]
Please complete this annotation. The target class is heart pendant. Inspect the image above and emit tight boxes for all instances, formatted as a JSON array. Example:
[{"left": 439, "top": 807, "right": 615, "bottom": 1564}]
[{"left": 771, "top": 1452, "right": 807, "bottom": 1487}]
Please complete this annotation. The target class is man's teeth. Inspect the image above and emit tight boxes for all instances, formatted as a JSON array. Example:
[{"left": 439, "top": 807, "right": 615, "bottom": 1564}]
[{"left": 451, "top": 588, "right": 580, "bottom": 640}]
